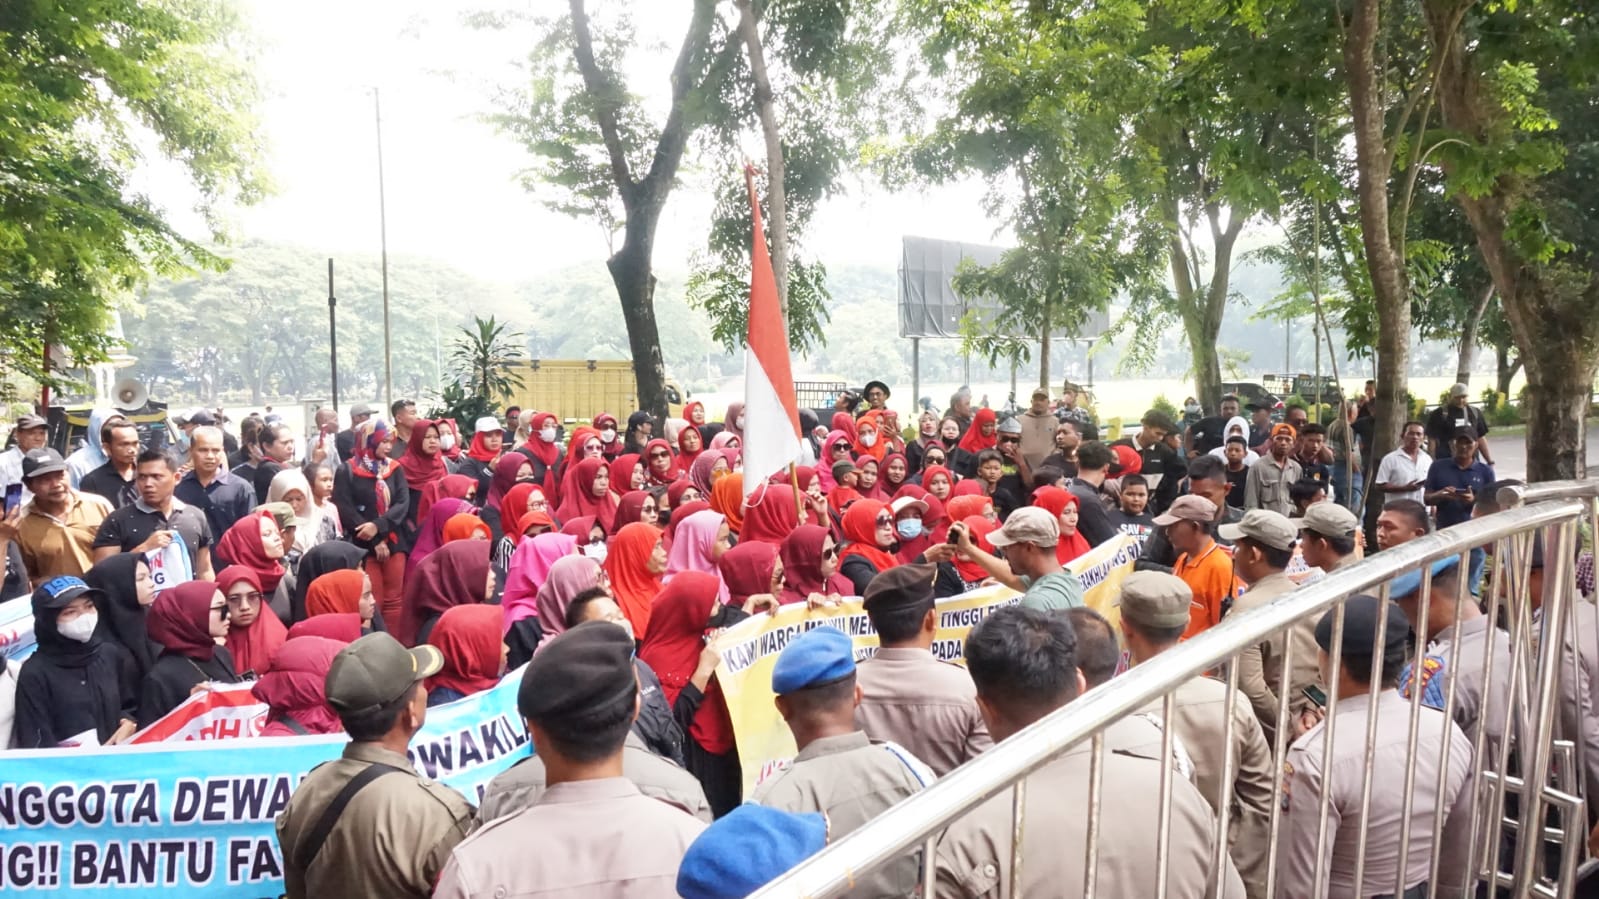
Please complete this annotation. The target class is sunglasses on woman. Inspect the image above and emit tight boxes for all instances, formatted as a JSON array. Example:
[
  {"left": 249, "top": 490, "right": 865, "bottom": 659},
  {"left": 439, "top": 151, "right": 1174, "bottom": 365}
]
[
  {"left": 875, "top": 516, "right": 893, "bottom": 527},
  {"left": 649, "top": 450, "right": 671, "bottom": 459},
  {"left": 821, "top": 546, "right": 838, "bottom": 559}
]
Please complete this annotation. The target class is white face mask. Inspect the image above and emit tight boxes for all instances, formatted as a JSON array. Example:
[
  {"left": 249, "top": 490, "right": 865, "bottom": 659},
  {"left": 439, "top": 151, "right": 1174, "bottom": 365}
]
[
  {"left": 735, "top": 415, "right": 746, "bottom": 430},
  {"left": 539, "top": 427, "right": 557, "bottom": 443},
  {"left": 439, "top": 433, "right": 456, "bottom": 451},
  {"left": 58, "top": 611, "right": 98, "bottom": 643},
  {"left": 860, "top": 432, "right": 878, "bottom": 447},
  {"left": 600, "top": 428, "right": 617, "bottom": 443},
  {"left": 582, "top": 542, "right": 609, "bottom": 563}
]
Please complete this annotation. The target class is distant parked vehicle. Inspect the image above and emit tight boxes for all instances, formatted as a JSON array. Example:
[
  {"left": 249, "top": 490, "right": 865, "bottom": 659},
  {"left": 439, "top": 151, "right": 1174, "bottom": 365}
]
[{"left": 1220, "top": 380, "right": 1284, "bottom": 418}]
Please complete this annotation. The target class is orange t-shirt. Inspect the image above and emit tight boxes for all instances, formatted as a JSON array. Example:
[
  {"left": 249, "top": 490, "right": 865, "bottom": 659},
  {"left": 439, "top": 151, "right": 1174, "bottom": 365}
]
[{"left": 1174, "top": 540, "right": 1236, "bottom": 640}]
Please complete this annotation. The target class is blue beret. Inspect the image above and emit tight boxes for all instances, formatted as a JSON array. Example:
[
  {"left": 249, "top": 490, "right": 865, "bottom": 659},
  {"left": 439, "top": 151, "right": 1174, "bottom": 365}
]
[
  {"left": 676, "top": 804, "right": 827, "bottom": 899},
  {"left": 1389, "top": 555, "right": 1461, "bottom": 598},
  {"left": 771, "top": 626, "right": 856, "bottom": 695}
]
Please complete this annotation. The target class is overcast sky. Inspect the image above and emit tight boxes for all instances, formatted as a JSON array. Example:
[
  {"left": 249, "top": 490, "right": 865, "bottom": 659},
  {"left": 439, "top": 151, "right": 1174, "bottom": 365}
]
[{"left": 135, "top": 0, "right": 1005, "bottom": 283}]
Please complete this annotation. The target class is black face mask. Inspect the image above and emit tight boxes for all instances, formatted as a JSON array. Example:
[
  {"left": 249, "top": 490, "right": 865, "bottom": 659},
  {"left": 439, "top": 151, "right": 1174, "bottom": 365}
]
[{"left": 707, "top": 604, "right": 750, "bottom": 630}]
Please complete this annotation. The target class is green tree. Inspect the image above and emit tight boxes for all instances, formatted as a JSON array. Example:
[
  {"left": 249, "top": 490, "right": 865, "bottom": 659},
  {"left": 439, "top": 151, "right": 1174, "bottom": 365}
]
[{"left": 0, "top": 0, "right": 267, "bottom": 392}]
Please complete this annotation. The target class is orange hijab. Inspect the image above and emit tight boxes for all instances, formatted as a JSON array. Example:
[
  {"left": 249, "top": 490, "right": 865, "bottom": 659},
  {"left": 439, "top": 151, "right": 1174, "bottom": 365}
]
[
  {"left": 442, "top": 513, "right": 491, "bottom": 543},
  {"left": 605, "top": 522, "right": 664, "bottom": 638},
  {"left": 709, "top": 472, "right": 746, "bottom": 534}
]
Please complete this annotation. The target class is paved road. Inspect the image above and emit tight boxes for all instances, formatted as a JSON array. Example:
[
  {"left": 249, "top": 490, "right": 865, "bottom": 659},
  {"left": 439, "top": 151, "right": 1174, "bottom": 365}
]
[{"left": 1481, "top": 424, "right": 1599, "bottom": 482}]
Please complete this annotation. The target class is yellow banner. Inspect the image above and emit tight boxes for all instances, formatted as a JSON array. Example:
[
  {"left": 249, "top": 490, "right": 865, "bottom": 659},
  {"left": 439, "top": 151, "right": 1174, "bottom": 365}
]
[{"left": 714, "top": 534, "right": 1144, "bottom": 795}]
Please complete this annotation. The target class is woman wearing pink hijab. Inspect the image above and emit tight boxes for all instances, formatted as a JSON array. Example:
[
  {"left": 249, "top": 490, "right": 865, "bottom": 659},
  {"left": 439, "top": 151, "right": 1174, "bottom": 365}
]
[
  {"left": 501, "top": 531, "right": 577, "bottom": 637},
  {"left": 524, "top": 556, "right": 605, "bottom": 659},
  {"left": 665, "top": 508, "right": 731, "bottom": 603}
]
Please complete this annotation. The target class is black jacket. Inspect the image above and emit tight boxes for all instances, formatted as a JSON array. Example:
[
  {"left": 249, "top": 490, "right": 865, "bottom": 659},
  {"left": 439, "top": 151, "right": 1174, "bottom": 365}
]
[
  {"left": 634, "top": 658, "right": 686, "bottom": 767},
  {"left": 332, "top": 463, "right": 411, "bottom": 554},
  {"left": 138, "top": 648, "right": 241, "bottom": 727},
  {"left": 14, "top": 637, "right": 136, "bottom": 748}
]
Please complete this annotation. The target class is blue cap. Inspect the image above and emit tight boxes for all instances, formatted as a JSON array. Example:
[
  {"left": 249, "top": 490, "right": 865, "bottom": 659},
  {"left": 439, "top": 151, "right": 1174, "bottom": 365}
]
[
  {"left": 1389, "top": 555, "right": 1461, "bottom": 598},
  {"left": 676, "top": 804, "right": 827, "bottom": 899},
  {"left": 771, "top": 626, "right": 856, "bottom": 694}
]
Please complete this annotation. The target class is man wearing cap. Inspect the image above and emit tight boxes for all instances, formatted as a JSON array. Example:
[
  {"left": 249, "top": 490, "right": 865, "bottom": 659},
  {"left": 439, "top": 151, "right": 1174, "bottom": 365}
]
[
  {"left": 336, "top": 404, "right": 374, "bottom": 463},
  {"left": 1425, "top": 427, "right": 1495, "bottom": 529},
  {"left": 1276, "top": 596, "right": 1474, "bottom": 898},
  {"left": 436, "top": 623, "right": 705, "bottom": 897},
  {"left": 1156, "top": 495, "right": 1234, "bottom": 639},
  {"left": 276, "top": 633, "right": 472, "bottom": 899},
  {"left": 1138, "top": 455, "right": 1244, "bottom": 573},
  {"left": 176, "top": 425, "right": 257, "bottom": 541},
  {"left": 0, "top": 413, "right": 50, "bottom": 506},
  {"left": 855, "top": 563, "right": 991, "bottom": 775},
  {"left": 12, "top": 448, "right": 112, "bottom": 584},
  {"left": 1425, "top": 383, "right": 1491, "bottom": 463},
  {"left": 455, "top": 416, "right": 505, "bottom": 503},
  {"left": 751, "top": 626, "right": 934, "bottom": 897},
  {"left": 1221, "top": 509, "right": 1317, "bottom": 744},
  {"left": 936, "top": 607, "right": 1245, "bottom": 898},
  {"left": 1243, "top": 423, "right": 1302, "bottom": 515},
  {"left": 952, "top": 507, "right": 1086, "bottom": 612},
  {"left": 1297, "top": 502, "right": 1361, "bottom": 580},
  {"left": 1111, "top": 409, "right": 1186, "bottom": 515},
  {"left": 1121, "top": 572, "right": 1273, "bottom": 898},
  {"left": 1018, "top": 387, "right": 1059, "bottom": 471}
]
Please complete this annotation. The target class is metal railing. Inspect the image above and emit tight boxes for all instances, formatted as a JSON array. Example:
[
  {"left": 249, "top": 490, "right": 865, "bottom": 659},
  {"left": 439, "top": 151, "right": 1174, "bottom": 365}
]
[{"left": 751, "top": 479, "right": 1599, "bottom": 898}]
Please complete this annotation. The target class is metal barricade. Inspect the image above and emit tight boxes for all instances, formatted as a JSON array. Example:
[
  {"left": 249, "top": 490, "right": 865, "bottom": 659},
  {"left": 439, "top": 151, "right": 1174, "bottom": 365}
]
[{"left": 750, "top": 481, "right": 1599, "bottom": 899}]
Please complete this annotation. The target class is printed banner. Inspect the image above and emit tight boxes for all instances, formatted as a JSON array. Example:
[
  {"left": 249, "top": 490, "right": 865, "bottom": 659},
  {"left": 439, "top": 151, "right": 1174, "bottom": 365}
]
[
  {"left": 0, "top": 594, "right": 35, "bottom": 662},
  {"left": 0, "top": 665, "right": 531, "bottom": 898},
  {"left": 716, "top": 534, "right": 1142, "bottom": 795},
  {"left": 129, "top": 685, "right": 268, "bottom": 744}
]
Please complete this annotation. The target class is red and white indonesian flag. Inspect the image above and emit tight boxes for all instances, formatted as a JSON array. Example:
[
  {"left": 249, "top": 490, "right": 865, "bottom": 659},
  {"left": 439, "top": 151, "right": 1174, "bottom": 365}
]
[{"left": 741, "top": 166, "right": 803, "bottom": 496}]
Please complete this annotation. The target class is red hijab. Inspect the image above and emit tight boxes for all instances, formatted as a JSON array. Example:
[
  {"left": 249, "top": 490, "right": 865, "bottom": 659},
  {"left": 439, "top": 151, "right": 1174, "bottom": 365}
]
[
  {"left": 214, "top": 511, "right": 286, "bottom": 595},
  {"left": 643, "top": 438, "right": 679, "bottom": 486},
  {"left": 418, "top": 473, "right": 477, "bottom": 526},
  {"left": 830, "top": 412, "right": 858, "bottom": 442},
  {"left": 667, "top": 478, "right": 700, "bottom": 510},
  {"left": 252, "top": 635, "right": 345, "bottom": 736},
  {"left": 554, "top": 457, "right": 619, "bottom": 532},
  {"left": 922, "top": 465, "right": 954, "bottom": 499},
  {"left": 855, "top": 456, "right": 888, "bottom": 502},
  {"left": 306, "top": 569, "right": 367, "bottom": 617},
  {"left": 398, "top": 420, "right": 449, "bottom": 495},
  {"left": 287, "top": 613, "right": 363, "bottom": 643},
  {"left": 609, "top": 453, "right": 643, "bottom": 494},
  {"left": 466, "top": 424, "right": 502, "bottom": 464},
  {"left": 499, "top": 483, "right": 537, "bottom": 537},
  {"left": 485, "top": 453, "right": 527, "bottom": 511},
  {"left": 605, "top": 522, "right": 664, "bottom": 638},
  {"left": 612, "top": 490, "right": 654, "bottom": 536},
  {"left": 639, "top": 571, "right": 735, "bottom": 754},
  {"left": 740, "top": 482, "right": 801, "bottom": 546},
  {"left": 593, "top": 413, "right": 622, "bottom": 459},
  {"left": 892, "top": 484, "right": 937, "bottom": 563},
  {"left": 554, "top": 426, "right": 602, "bottom": 506},
  {"left": 676, "top": 425, "right": 703, "bottom": 472},
  {"left": 946, "top": 494, "right": 994, "bottom": 524},
  {"left": 950, "top": 479, "right": 985, "bottom": 498},
  {"left": 561, "top": 515, "right": 599, "bottom": 541},
  {"left": 426, "top": 604, "right": 503, "bottom": 698},
  {"left": 838, "top": 499, "right": 898, "bottom": 576},
  {"left": 523, "top": 412, "right": 562, "bottom": 467},
  {"left": 147, "top": 581, "right": 223, "bottom": 662},
  {"left": 436, "top": 418, "right": 464, "bottom": 462},
  {"left": 779, "top": 524, "right": 851, "bottom": 605},
  {"left": 953, "top": 515, "right": 999, "bottom": 583},
  {"left": 1033, "top": 486, "right": 1092, "bottom": 564},
  {"left": 958, "top": 408, "right": 998, "bottom": 454},
  {"left": 718, "top": 541, "right": 778, "bottom": 605},
  {"left": 442, "top": 513, "right": 491, "bottom": 543},
  {"left": 219, "top": 566, "right": 286, "bottom": 675},
  {"left": 397, "top": 541, "right": 491, "bottom": 646}
]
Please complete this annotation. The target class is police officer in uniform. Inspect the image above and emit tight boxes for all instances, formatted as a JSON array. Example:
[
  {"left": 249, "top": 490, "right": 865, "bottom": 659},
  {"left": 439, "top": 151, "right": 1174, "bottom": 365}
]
[
  {"left": 1121, "top": 571, "right": 1275, "bottom": 899},
  {"left": 275, "top": 633, "right": 472, "bottom": 899},
  {"left": 1276, "top": 595, "right": 1474, "bottom": 898},
  {"left": 1222, "top": 509, "right": 1318, "bottom": 745},
  {"left": 751, "top": 625, "right": 935, "bottom": 897},
  {"left": 935, "top": 607, "right": 1244, "bottom": 898},
  {"left": 855, "top": 563, "right": 991, "bottom": 776},
  {"left": 435, "top": 622, "right": 706, "bottom": 897}
]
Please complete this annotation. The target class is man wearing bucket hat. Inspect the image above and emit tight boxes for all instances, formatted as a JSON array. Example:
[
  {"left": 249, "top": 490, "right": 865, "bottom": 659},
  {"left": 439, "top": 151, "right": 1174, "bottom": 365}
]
[{"left": 276, "top": 633, "right": 472, "bottom": 899}]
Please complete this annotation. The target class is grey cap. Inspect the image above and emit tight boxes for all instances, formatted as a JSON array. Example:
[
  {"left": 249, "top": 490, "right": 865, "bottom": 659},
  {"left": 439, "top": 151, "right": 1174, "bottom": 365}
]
[
  {"left": 997, "top": 417, "right": 1023, "bottom": 435},
  {"left": 15, "top": 413, "right": 46, "bottom": 430},
  {"left": 1118, "top": 571, "right": 1194, "bottom": 630},
  {"left": 350, "top": 403, "right": 375, "bottom": 418},
  {"left": 22, "top": 447, "right": 68, "bottom": 480},
  {"left": 987, "top": 506, "right": 1059, "bottom": 548},
  {"left": 326, "top": 633, "right": 444, "bottom": 715},
  {"left": 1448, "top": 383, "right": 1469, "bottom": 398},
  {"left": 1299, "top": 502, "right": 1359, "bottom": 539},
  {"left": 1218, "top": 509, "right": 1299, "bottom": 551}
]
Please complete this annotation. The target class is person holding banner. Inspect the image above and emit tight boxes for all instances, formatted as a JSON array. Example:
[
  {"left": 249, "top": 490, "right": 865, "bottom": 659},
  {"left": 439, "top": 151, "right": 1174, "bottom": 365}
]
[
  {"left": 276, "top": 633, "right": 472, "bottom": 899},
  {"left": 777, "top": 524, "right": 851, "bottom": 607},
  {"left": 13, "top": 576, "right": 137, "bottom": 747},
  {"left": 252, "top": 635, "right": 344, "bottom": 736},
  {"left": 138, "top": 580, "right": 243, "bottom": 726}
]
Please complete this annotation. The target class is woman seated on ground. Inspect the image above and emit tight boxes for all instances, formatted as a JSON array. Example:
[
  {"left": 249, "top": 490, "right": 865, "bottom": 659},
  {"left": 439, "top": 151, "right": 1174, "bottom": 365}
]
[
  {"left": 139, "top": 582, "right": 242, "bottom": 727},
  {"left": 251, "top": 636, "right": 345, "bottom": 737},
  {"left": 219, "top": 566, "right": 287, "bottom": 677},
  {"left": 426, "top": 604, "right": 506, "bottom": 707},
  {"left": 397, "top": 540, "right": 494, "bottom": 647},
  {"left": 13, "top": 578, "right": 137, "bottom": 748},
  {"left": 304, "top": 569, "right": 380, "bottom": 634}
]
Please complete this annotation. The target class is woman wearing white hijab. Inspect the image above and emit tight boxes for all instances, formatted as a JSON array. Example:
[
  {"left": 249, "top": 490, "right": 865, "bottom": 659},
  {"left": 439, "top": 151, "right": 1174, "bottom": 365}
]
[
  {"left": 267, "top": 469, "right": 328, "bottom": 555},
  {"left": 1207, "top": 415, "right": 1259, "bottom": 464}
]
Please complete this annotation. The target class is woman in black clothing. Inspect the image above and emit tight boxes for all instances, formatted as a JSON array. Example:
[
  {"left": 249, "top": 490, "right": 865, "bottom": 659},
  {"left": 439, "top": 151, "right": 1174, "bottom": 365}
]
[
  {"left": 139, "top": 580, "right": 242, "bottom": 726},
  {"left": 13, "top": 577, "right": 138, "bottom": 747},
  {"left": 332, "top": 419, "right": 410, "bottom": 627},
  {"left": 283, "top": 540, "right": 368, "bottom": 624},
  {"left": 84, "top": 552, "right": 160, "bottom": 681}
]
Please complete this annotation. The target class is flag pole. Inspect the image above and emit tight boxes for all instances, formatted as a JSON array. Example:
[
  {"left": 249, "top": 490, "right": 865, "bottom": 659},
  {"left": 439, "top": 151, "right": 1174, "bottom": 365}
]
[{"left": 789, "top": 462, "right": 804, "bottom": 521}]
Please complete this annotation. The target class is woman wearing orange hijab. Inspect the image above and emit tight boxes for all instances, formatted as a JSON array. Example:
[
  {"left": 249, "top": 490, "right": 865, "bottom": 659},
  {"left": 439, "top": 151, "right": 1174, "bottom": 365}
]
[
  {"left": 1032, "top": 486, "right": 1092, "bottom": 564},
  {"left": 442, "top": 513, "right": 491, "bottom": 543},
  {"left": 851, "top": 410, "right": 890, "bottom": 462},
  {"left": 604, "top": 522, "right": 667, "bottom": 638},
  {"left": 708, "top": 472, "right": 745, "bottom": 535},
  {"left": 304, "top": 569, "right": 378, "bottom": 633}
]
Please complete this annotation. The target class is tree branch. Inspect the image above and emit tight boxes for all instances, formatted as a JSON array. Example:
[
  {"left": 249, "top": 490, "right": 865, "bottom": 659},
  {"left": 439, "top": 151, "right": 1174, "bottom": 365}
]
[
  {"left": 568, "top": 0, "right": 635, "bottom": 198},
  {"left": 642, "top": 0, "right": 723, "bottom": 194}
]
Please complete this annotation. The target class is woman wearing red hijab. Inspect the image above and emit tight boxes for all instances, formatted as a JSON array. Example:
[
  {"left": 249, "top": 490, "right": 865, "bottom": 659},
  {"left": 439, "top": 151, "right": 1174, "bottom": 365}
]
[
  {"left": 219, "top": 566, "right": 286, "bottom": 676},
  {"left": 252, "top": 635, "right": 346, "bottom": 736},
  {"left": 554, "top": 426, "right": 604, "bottom": 508},
  {"left": 642, "top": 438, "right": 679, "bottom": 486},
  {"left": 676, "top": 424, "right": 704, "bottom": 473},
  {"left": 1032, "top": 486, "right": 1093, "bottom": 564},
  {"left": 739, "top": 482, "right": 801, "bottom": 546},
  {"left": 920, "top": 464, "right": 955, "bottom": 503},
  {"left": 554, "top": 457, "right": 618, "bottom": 533},
  {"left": 516, "top": 411, "right": 565, "bottom": 499},
  {"left": 456, "top": 417, "right": 506, "bottom": 504},
  {"left": 717, "top": 541, "right": 782, "bottom": 606},
  {"left": 416, "top": 473, "right": 477, "bottom": 530},
  {"left": 611, "top": 491, "right": 658, "bottom": 535},
  {"left": 607, "top": 453, "right": 644, "bottom": 494},
  {"left": 951, "top": 407, "right": 998, "bottom": 478},
  {"left": 397, "top": 541, "right": 493, "bottom": 647},
  {"left": 778, "top": 524, "right": 851, "bottom": 605},
  {"left": 592, "top": 412, "right": 624, "bottom": 460},
  {"left": 425, "top": 604, "right": 505, "bottom": 706},
  {"left": 397, "top": 419, "right": 450, "bottom": 538},
  {"left": 604, "top": 521, "right": 667, "bottom": 637},
  {"left": 837, "top": 499, "right": 900, "bottom": 595},
  {"left": 950, "top": 515, "right": 1000, "bottom": 589},
  {"left": 214, "top": 511, "right": 288, "bottom": 596},
  {"left": 139, "top": 581, "right": 242, "bottom": 725}
]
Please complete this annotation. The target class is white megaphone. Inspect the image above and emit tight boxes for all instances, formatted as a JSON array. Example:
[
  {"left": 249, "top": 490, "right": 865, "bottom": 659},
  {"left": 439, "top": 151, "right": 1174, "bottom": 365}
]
[{"left": 111, "top": 378, "right": 149, "bottom": 412}]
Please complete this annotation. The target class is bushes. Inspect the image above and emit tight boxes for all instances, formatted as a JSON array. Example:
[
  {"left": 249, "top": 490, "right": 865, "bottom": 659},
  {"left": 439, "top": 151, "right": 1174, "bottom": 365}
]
[
  {"left": 1481, "top": 387, "right": 1523, "bottom": 427},
  {"left": 1148, "top": 394, "right": 1181, "bottom": 424}
]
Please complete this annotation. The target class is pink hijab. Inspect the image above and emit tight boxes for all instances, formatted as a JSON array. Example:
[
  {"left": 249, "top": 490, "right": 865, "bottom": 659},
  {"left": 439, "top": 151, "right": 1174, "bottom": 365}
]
[
  {"left": 407, "top": 498, "right": 475, "bottom": 576},
  {"left": 501, "top": 533, "right": 579, "bottom": 633},
  {"left": 665, "top": 508, "right": 729, "bottom": 603},
  {"left": 533, "top": 555, "right": 605, "bottom": 646}
]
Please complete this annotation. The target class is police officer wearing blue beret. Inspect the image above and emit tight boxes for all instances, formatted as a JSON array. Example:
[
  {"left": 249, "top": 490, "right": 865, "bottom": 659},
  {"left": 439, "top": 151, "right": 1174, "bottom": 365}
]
[{"left": 751, "top": 625, "right": 935, "bottom": 897}]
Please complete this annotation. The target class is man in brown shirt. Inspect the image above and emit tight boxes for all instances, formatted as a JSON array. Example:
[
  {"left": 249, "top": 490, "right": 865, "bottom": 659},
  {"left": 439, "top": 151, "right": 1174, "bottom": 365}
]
[
  {"left": 1220, "top": 509, "right": 1316, "bottom": 745},
  {"left": 275, "top": 634, "right": 472, "bottom": 899},
  {"left": 13, "top": 449, "right": 111, "bottom": 585},
  {"left": 856, "top": 563, "right": 991, "bottom": 775}
]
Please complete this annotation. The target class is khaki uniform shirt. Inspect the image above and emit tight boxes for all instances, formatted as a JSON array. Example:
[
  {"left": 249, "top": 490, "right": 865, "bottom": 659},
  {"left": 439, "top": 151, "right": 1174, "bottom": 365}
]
[
  {"left": 1140, "top": 674, "right": 1275, "bottom": 899},
  {"left": 476, "top": 731, "right": 712, "bottom": 825},
  {"left": 435, "top": 777, "right": 704, "bottom": 899},
  {"left": 16, "top": 491, "right": 111, "bottom": 582},
  {"left": 1420, "top": 613, "right": 1511, "bottom": 760},
  {"left": 935, "top": 721, "right": 1245, "bottom": 899},
  {"left": 275, "top": 742, "right": 473, "bottom": 899},
  {"left": 1244, "top": 457, "right": 1302, "bottom": 516},
  {"left": 751, "top": 731, "right": 935, "bottom": 897},
  {"left": 1276, "top": 690, "right": 1474, "bottom": 898},
  {"left": 1018, "top": 410, "right": 1058, "bottom": 471},
  {"left": 1538, "top": 599, "right": 1599, "bottom": 805},
  {"left": 855, "top": 647, "right": 992, "bottom": 776},
  {"left": 1230, "top": 572, "right": 1319, "bottom": 744}
]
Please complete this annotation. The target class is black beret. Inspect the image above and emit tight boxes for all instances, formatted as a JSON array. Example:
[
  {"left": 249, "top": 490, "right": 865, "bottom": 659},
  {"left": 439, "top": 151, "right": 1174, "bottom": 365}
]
[
  {"left": 518, "top": 620, "right": 638, "bottom": 721},
  {"left": 863, "top": 563, "right": 938, "bottom": 612},
  {"left": 1315, "top": 595, "right": 1408, "bottom": 658}
]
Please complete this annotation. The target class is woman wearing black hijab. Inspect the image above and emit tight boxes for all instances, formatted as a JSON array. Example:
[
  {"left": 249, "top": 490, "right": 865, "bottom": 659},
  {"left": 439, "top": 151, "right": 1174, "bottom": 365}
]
[
  {"left": 138, "top": 581, "right": 242, "bottom": 726},
  {"left": 84, "top": 552, "right": 160, "bottom": 681},
  {"left": 283, "top": 540, "right": 368, "bottom": 624},
  {"left": 13, "top": 577, "right": 138, "bottom": 747}
]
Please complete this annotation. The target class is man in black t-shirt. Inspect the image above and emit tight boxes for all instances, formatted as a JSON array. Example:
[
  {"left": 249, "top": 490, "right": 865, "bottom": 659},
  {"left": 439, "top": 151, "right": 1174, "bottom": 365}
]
[
  {"left": 1185, "top": 395, "right": 1241, "bottom": 459},
  {"left": 1109, "top": 474, "right": 1156, "bottom": 541},
  {"left": 92, "top": 450, "right": 214, "bottom": 581},
  {"left": 1110, "top": 410, "right": 1187, "bottom": 516},
  {"left": 1423, "top": 383, "right": 1492, "bottom": 463}
]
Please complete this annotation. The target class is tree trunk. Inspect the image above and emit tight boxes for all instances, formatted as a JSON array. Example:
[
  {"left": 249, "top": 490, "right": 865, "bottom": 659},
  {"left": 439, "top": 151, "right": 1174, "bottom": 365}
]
[
  {"left": 734, "top": 0, "right": 788, "bottom": 312},
  {"left": 1454, "top": 283, "right": 1493, "bottom": 386},
  {"left": 608, "top": 215, "right": 670, "bottom": 421},
  {"left": 1494, "top": 344, "right": 1520, "bottom": 398},
  {"left": 1166, "top": 193, "right": 1241, "bottom": 414},
  {"left": 1344, "top": 0, "right": 1411, "bottom": 531}
]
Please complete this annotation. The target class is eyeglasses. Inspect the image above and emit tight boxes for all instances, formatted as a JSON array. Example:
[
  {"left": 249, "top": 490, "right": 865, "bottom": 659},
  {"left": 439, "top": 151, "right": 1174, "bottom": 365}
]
[
  {"left": 832, "top": 444, "right": 850, "bottom": 453},
  {"left": 875, "top": 516, "right": 893, "bottom": 527},
  {"left": 226, "top": 591, "right": 263, "bottom": 606},
  {"left": 649, "top": 450, "right": 671, "bottom": 459},
  {"left": 528, "top": 499, "right": 548, "bottom": 510},
  {"left": 586, "top": 536, "right": 606, "bottom": 545},
  {"left": 209, "top": 604, "right": 227, "bottom": 617},
  {"left": 821, "top": 546, "right": 838, "bottom": 559}
]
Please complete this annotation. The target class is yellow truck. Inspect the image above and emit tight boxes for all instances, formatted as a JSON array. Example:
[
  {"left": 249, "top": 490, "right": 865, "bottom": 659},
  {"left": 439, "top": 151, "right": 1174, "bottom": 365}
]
[{"left": 505, "top": 360, "right": 687, "bottom": 423}]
